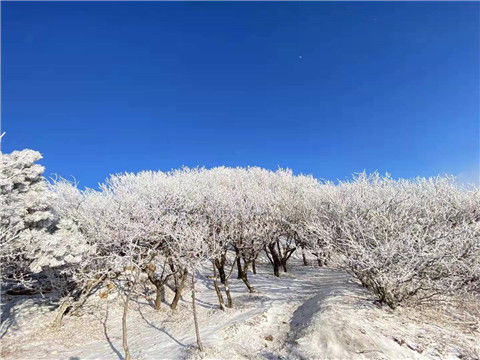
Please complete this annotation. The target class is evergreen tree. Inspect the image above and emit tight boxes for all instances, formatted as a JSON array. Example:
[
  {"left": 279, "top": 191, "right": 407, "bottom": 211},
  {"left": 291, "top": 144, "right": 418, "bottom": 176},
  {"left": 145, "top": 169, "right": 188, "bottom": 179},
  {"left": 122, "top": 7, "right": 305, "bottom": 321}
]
[{"left": 0, "top": 149, "right": 55, "bottom": 288}]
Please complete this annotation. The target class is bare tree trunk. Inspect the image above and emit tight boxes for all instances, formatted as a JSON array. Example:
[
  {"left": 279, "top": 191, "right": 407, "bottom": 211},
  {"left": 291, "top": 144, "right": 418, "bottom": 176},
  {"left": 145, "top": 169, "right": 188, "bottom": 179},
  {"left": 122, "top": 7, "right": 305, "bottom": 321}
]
[
  {"left": 241, "top": 275, "right": 255, "bottom": 293},
  {"left": 224, "top": 258, "right": 236, "bottom": 308},
  {"left": 240, "top": 262, "right": 255, "bottom": 293},
  {"left": 191, "top": 271, "right": 204, "bottom": 351},
  {"left": 269, "top": 239, "right": 296, "bottom": 274},
  {"left": 235, "top": 249, "right": 243, "bottom": 279},
  {"left": 122, "top": 291, "right": 132, "bottom": 360},
  {"left": 146, "top": 268, "right": 166, "bottom": 311},
  {"left": 52, "top": 275, "right": 107, "bottom": 328},
  {"left": 212, "top": 262, "right": 225, "bottom": 310},
  {"left": 272, "top": 261, "right": 280, "bottom": 277},
  {"left": 70, "top": 275, "right": 107, "bottom": 315},
  {"left": 52, "top": 299, "right": 71, "bottom": 329},
  {"left": 277, "top": 240, "right": 290, "bottom": 273},
  {"left": 224, "top": 279, "right": 233, "bottom": 308},
  {"left": 317, "top": 256, "right": 324, "bottom": 267},
  {"left": 302, "top": 248, "right": 308, "bottom": 266},
  {"left": 215, "top": 254, "right": 226, "bottom": 284},
  {"left": 154, "top": 283, "right": 165, "bottom": 310},
  {"left": 171, "top": 269, "right": 188, "bottom": 310},
  {"left": 122, "top": 271, "right": 138, "bottom": 360},
  {"left": 171, "top": 290, "right": 182, "bottom": 310},
  {"left": 268, "top": 243, "right": 281, "bottom": 277},
  {"left": 252, "top": 257, "right": 257, "bottom": 275}
]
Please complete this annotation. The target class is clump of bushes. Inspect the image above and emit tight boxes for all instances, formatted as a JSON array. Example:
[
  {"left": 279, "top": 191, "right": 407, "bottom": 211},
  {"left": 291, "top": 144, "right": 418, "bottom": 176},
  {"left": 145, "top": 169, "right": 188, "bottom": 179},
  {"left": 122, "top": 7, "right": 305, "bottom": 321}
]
[{"left": 309, "top": 173, "right": 480, "bottom": 308}]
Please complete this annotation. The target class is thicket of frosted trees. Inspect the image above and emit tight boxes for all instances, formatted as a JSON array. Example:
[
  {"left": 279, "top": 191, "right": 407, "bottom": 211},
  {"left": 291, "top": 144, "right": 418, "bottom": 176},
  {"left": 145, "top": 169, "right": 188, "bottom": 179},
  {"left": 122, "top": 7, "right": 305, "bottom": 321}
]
[{"left": 1, "top": 149, "right": 479, "bottom": 358}]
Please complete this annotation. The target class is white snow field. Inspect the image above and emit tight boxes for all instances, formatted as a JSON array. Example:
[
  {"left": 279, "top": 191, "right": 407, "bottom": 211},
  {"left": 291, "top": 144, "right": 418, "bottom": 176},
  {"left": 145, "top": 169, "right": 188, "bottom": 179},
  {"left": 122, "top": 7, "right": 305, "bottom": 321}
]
[{"left": 1, "top": 261, "right": 479, "bottom": 360}]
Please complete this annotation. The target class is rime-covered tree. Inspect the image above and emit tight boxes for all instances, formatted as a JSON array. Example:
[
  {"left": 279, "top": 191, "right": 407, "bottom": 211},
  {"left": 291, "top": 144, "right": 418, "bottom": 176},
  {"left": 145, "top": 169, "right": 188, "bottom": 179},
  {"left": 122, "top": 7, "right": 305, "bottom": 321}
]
[
  {"left": 0, "top": 150, "right": 55, "bottom": 290},
  {"left": 307, "top": 173, "right": 480, "bottom": 308}
]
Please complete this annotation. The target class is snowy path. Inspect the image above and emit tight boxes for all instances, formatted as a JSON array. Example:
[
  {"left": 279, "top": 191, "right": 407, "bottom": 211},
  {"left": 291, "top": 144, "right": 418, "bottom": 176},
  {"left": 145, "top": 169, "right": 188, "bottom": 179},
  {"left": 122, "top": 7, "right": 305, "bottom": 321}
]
[
  {"left": 3, "top": 262, "right": 479, "bottom": 359},
  {"left": 2, "top": 263, "right": 353, "bottom": 360},
  {"left": 70, "top": 264, "right": 352, "bottom": 360}
]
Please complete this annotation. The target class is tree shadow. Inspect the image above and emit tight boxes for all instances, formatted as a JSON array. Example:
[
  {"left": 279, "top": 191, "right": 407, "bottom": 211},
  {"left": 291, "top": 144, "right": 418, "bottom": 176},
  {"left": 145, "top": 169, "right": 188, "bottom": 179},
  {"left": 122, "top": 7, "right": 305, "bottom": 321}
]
[
  {"left": 137, "top": 305, "right": 187, "bottom": 347},
  {"left": 260, "top": 350, "right": 286, "bottom": 360},
  {"left": 1, "top": 267, "right": 70, "bottom": 339},
  {"left": 101, "top": 302, "right": 124, "bottom": 360},
  {"left": 194, "top": 297, "right": 217, "bottom": 310}
]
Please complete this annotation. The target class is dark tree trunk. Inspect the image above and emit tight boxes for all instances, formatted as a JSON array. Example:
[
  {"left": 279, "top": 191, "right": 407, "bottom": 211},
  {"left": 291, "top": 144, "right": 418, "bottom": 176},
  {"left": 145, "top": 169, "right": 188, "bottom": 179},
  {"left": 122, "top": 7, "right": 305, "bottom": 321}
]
[
  {"left": 272, "top": 262, "right": 280, "bottom": 277},
  {"left": 252, "top": 259, "right": 257, "bottom": 275},
  {"left": 268, "top": 243, "right": 281, "bottom": 277},
  {"left": 212, "top": 262, "right": 225, "bottom": 310},
  {"left": 223, "top": 257, "right": 237, "bottom": 308},
  {"left": 302, "top": 250, "right": 308, "bottom": 266},
  {"left": 275, "top": 239, "right": 296, "bottom": 274},
  {"left": 171, "top": 289, "right": 182, "bottom": 310},
  {"left": 241, "top": 274, "right": 255, "bottom": 293},
  {"left": 236, "top": 252, "right": 243, "bottom": 279},
  {"left": 146, "top": 264, "right": 166, "bottom": 311},
  {"left": 215, "top": 255, "right": 226, "bottom": 284},
  {"left": 317, "top": 256, "right": 322, "bottom": 267},
  {"left": 277, "top": 240, "right": 290, "bottom": 273},
  {"left": 171, "top": 268, "right": 188, "bottom": 310},
  {"left": 240, "top": 262, "right": 255, "bottom": 293}
]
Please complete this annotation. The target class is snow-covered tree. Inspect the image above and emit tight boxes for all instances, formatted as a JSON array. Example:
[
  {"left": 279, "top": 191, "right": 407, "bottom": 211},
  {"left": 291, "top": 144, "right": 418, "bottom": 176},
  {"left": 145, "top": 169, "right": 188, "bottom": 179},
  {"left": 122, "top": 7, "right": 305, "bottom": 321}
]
[
  {"left": 0, "top": 149, "right": 55, "bottom": 290},
  {"left": 309, "top": 173, "right": 480, "bottom": 308},
  {"left": 263, "top": 169, "right": 321, "bottom": 275}
]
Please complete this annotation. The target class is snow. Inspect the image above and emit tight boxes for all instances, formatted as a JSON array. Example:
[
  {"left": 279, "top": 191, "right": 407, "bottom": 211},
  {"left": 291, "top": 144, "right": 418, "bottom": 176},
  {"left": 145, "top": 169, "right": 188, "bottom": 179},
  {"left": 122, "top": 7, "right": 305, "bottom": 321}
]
[{"left": 1, "top": 261, "right": 479, "bottom": 360}]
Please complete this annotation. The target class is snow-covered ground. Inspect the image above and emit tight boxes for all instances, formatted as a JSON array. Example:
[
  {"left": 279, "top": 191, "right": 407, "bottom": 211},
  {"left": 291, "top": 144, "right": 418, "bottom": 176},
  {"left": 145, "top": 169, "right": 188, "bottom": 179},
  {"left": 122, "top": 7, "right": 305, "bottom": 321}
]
[{"left": 1, "top": 261, "right": 479, "bottom": 360}]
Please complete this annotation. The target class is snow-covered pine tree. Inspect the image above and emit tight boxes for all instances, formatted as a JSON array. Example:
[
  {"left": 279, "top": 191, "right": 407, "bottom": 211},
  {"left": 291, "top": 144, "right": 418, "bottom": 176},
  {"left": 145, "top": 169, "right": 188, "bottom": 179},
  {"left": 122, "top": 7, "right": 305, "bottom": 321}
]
[{"left": 0, "top": 149, "right": 55, "bottom": 290}]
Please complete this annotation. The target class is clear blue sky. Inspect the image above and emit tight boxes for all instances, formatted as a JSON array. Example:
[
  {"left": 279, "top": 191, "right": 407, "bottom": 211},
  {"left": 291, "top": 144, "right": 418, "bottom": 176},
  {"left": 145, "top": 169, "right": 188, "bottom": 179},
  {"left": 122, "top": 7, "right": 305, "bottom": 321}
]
[{"left": 2, "top": 2, "right": 479, "bottom": 188}]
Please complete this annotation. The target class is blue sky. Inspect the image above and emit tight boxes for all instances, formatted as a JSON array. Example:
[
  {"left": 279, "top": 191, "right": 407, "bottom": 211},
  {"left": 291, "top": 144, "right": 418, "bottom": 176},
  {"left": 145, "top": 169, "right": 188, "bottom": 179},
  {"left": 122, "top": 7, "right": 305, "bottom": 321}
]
[{"left": 2, "top": 2, "right": 478, "bottom": 188}]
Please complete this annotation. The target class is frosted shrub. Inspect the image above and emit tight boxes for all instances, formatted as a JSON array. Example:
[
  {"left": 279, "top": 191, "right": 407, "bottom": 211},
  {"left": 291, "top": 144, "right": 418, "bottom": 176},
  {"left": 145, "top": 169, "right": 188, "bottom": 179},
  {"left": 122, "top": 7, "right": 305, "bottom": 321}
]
[
  {"left": 270, "top": 169, "right": 322, "bottom": 272},
  {"left": 295, "top": 181, "right": 337, "bottom": 266},
  {"left": 314, "top": 173, "right": 480, "bottom": 308}
]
